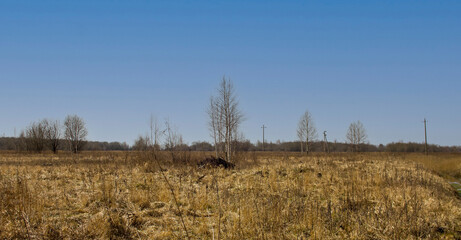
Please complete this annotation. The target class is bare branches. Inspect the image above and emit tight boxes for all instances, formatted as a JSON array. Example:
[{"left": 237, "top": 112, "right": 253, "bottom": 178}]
[
  {"left": 346, "top": 120, "right": 367, "bottom": 152},
  {"left": 163, "top": 119, "right": 183, "bottom": 151},
  {"left": 208, "top": 97, "right": 220, "bottom": 158},
  {"left": 149, "top": 152, "right": 190, "bottom": 240},
  {"left": 64, "top": 115, "right": 88, "bottom": 153},
  {"left": 43, "top": 119, "right": 61, "bottom": 154},
  {"left": 208, "top": 77, "right": 244, "bottom": 163},
  {"left": 23, "top": 120, "right": 47, "bottom": 152},
  {"left": 19, "top": 119, "right": 61, "bottom": 153},
  {"left": 149, "top": 114, "right": 161, "bottom": 150},
  {"left": 297, "top": 110, "right": 317, "bottom": 154}
]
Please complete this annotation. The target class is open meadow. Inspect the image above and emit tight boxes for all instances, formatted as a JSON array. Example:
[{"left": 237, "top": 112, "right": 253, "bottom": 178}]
[{"left": 0, "top": 151, "right": 460, "bottom": 239}]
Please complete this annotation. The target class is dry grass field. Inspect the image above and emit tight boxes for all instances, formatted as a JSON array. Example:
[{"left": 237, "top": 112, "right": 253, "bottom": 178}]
[{"left": 0, "top": 151, "right": 460, "bottom": 239}]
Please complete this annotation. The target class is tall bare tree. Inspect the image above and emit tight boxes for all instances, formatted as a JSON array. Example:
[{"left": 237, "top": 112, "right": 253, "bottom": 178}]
[
  {"left": 64, "top": 115, "right": 88, "bottom": 153},
  {"left": 346, "top": 120, "right": 367, "bottom": 152},
  {"left": 208, "top": 97, "right": 221, "bottom": 158},
  {"left": 208, "top": 77, "right": 243, "bottom": 163},
  {"left": 163, "top": 118, "right": 188, "bottom": 163},
  {"left": 149, "top": 114, "right": 161, "bottom": 150},
  {"left": 297, "top": 110, "right": 317, "bottom": 154},
  {"left": 164, "top": 119, "right": 182, "bottom": 152},
  {"left": 43, "top": 119, "right": 61, "bottom": 154}
]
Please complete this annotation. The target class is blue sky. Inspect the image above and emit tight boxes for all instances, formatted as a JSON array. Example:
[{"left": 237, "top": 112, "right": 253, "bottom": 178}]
[{"left": 0, "top": 1, "right": 460, "bottom": 146}]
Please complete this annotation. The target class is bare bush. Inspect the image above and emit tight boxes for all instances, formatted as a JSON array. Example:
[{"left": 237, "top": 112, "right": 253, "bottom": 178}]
[
  {"left": 132, "top": 135, "right": 150, "bottom": 151},
  {"left": 164, "top": 119, "right": 189, "bottom": 163}
]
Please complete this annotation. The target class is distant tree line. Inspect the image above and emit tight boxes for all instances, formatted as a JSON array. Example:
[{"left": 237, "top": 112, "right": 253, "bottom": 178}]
[
  {"left": 84, "top": 141, "right": 130, "bottom": 151},
  {"left": 0, "top": 137, "right": 130, "bottom": 152},
  {"left": 1, "top": 136, "right": 459, "bottom": 153},
  {"left": 242, "top": 140, "right": 378, "bottom": 152},
  {"left": 384, "top": 142, "right": 461, "bottom": 153},
  {"left": 186, "top": 141, "right": 460, "bottom": 153},
  {"left": 1, "top": 115, "right": 88, "bottom": 153},
  {"left": 0, "top": 138, "right": 129, "bottom": 152}
]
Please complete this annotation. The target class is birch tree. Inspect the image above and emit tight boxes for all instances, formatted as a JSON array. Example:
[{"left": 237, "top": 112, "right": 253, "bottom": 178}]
[
  {"left": 149, "top": 114, "right": 161, "bottom": 150},
  {"left": 297, "top": 110, "right": 317, "bottom": 154},
  {"left": 208, "top": 97, "right": 220, "bottom": 158},
  {"left": 346, "top": 120, "right": 367, "bottom": 152},
  {"left": 208, "top": 77, "right": 243, "bottom": 163}
]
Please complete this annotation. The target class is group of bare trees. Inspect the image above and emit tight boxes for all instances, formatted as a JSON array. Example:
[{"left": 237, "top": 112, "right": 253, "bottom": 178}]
[
  {"left": 134, "top": 117, "right": 188, "bottom": 160},
  {"left": 20, "top": 115, "right": 87, "bottom": 153},
  {"left": 205, "top": 77, "right": 367, "bottom": 157},
  {"left": 297, "top": 110, "right": 368, "bottom": 153},
  {"left": 21, "top": 120, "right": 50, "bottom": 153},
  {"left": 13, "top": 77, "right": 369, "bottom": 156},
  {"left": 132, "top": 77, "right": 368, "bottom": 157},
  {"left": 133, "top": 77, "right": 367, "bottom": 156},
  {"left": 133, "top": 115, "right": 163, "bottom": 151},
  {"left": 208, "top": 77, "right": 244, "bottom": 163}
]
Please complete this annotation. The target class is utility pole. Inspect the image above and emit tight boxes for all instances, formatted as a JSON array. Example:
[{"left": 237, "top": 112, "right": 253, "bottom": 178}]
[
  {"left": 323, "top": 131, "right": 330, "bottom": 153},
  {"left": 424, "top": 118, "right": 428, "bottom": 155},
  {"left": 261, "top": 125, "right": 267, "bottom": 151}
]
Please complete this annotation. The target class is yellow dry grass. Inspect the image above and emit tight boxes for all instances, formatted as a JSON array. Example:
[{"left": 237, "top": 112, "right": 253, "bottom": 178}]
[{"left": 0, "top": 151, "right": 460, "bottom": 239}]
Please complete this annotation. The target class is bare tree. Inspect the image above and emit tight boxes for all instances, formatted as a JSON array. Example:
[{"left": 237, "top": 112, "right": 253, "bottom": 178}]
[
  {"left": 164, "top": 119, "right": 181, "bottom": 151},
  {"left": 346, "top": 120, "right": 367, "bottom": 152},
  {"left": 297, "top": 128, "right": 304, "bottom": 153},
  {"left": 163, "top": 119, "right": 187, "bottom": 163},
  {"left": 64, "top": 115, "right": 88, "bottom": 153},
  {"left": 297, "top": 110, "right": 317, "bottom": 154},
  {"left": 208, "top": 97, "right": 221, "bottom": 158},
  {"left": 149, "top": 114, "right": 161, "bottom": 150},
  {"left": 23, "top": 120, "right": 47, "bottom": 152},
  {"left": 43, "top": 119, "right": 61, "bottom": 154},
  {"left": 208, "top": 77, "right": 244, "bottom": 163}
]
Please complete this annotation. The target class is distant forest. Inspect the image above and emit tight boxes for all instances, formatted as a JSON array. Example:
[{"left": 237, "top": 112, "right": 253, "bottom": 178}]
[{"left": 0, "top": 137, "right": 459, "bottom": 153}]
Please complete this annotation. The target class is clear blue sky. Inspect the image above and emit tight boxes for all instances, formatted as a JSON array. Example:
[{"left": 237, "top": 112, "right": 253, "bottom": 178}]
[{"left": 1, "top": 1, "right": 460, "bottom": 146}]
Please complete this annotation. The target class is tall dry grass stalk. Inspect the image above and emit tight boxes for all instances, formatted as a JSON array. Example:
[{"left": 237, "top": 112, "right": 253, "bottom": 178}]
[{"left": 0, "top": 151, "right": 459, "bottom": 239}]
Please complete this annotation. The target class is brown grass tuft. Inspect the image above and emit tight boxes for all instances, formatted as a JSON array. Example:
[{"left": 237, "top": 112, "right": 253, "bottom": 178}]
[{"left": 0, "top": 151, "right": 460, "bottom": 239}]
